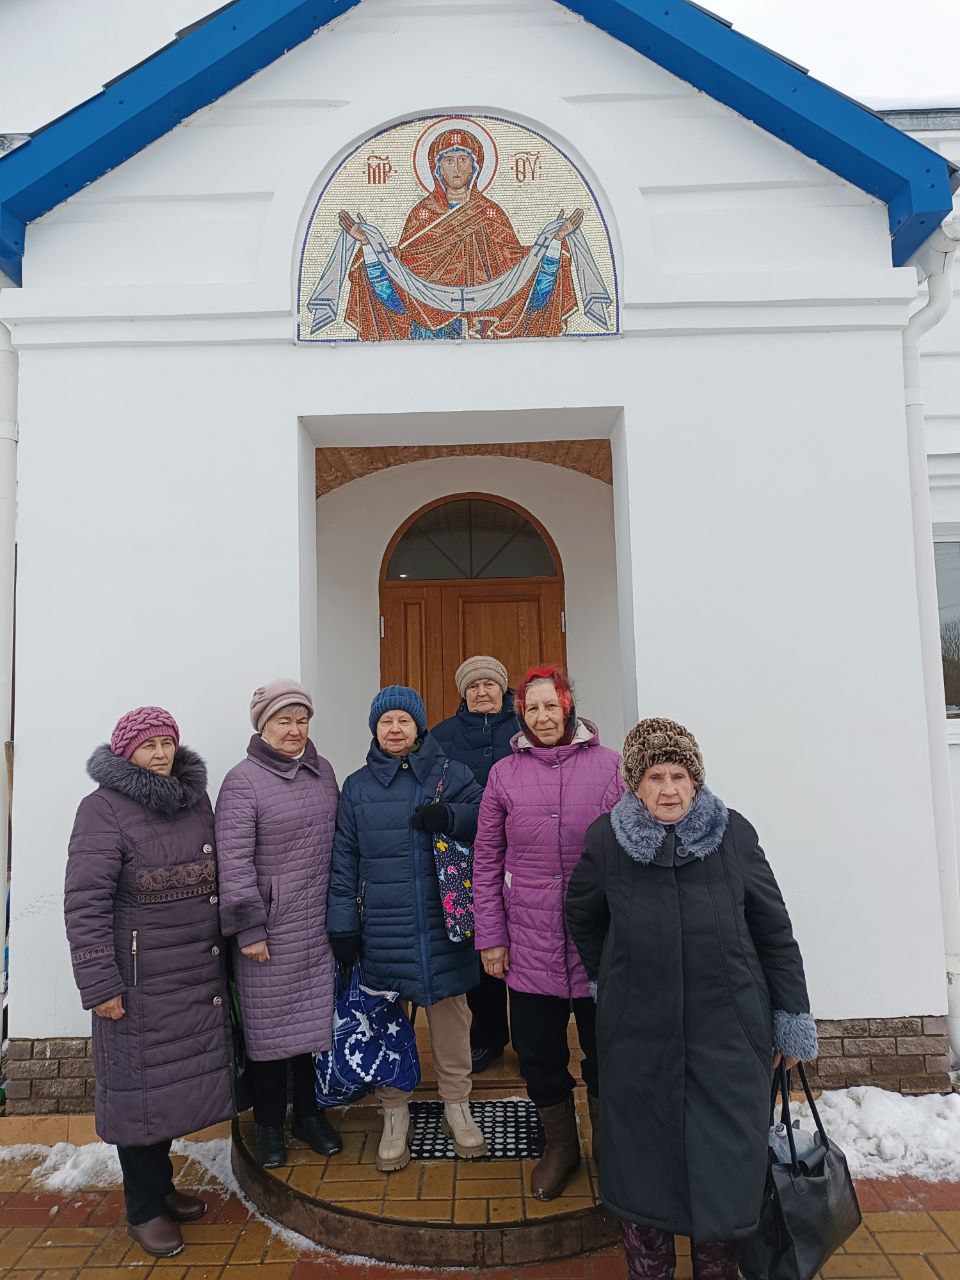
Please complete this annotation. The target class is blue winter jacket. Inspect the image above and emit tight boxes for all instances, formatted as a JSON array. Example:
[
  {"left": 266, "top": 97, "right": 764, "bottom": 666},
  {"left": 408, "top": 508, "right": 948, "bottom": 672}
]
[
  {"left": 431, "top": 692, "right": 517, "bottom": 789},
  {"left": 327, "top": 732, "right": 483, "bottom": 1006}
]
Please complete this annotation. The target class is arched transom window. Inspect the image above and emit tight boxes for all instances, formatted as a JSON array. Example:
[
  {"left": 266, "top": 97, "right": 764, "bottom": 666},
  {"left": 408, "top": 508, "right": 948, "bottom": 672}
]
[{"left": 386, "top": 497, "right": 557, "bottom": 581}]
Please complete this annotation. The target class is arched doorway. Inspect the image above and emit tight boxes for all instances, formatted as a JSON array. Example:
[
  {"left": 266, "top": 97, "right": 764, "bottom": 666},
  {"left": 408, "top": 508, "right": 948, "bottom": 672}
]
[{"left": 380, "top": 493, "right": 567, "bottom": 724}]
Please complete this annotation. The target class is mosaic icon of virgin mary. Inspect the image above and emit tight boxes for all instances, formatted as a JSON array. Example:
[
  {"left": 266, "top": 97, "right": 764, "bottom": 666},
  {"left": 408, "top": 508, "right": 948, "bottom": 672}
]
[{"left": 305, "top": 120, "right": 613, "bottom": 341}]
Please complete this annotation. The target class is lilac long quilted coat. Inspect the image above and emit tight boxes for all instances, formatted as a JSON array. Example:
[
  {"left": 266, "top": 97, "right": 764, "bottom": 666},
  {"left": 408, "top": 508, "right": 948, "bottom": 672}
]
[
  {"left": 215, "top": 735, "right": 338, "bottom": 1060},
  {"left": 472, "top": 720, "right": 624, "bottom": 998},
  {"left": 64, "top": 746, "right": 235, "bottom": 1147}
]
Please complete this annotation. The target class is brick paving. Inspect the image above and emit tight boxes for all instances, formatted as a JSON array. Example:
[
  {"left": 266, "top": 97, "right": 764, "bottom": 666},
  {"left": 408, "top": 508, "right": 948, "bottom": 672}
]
[{"left": 0, "top": 1144, "right": 959, "bottom": 1279}]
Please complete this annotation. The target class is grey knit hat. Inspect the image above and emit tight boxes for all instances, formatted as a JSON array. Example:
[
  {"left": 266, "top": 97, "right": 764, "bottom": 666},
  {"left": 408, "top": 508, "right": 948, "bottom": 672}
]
[
  {"left": 250, "top": 679, "right": 314, "bottom": 733},
  {"left": 455, "top": 655, "right": 509, "bottom": 697},
  {"left": 622, "top": 717, "right": 705, "bottom": 791}
]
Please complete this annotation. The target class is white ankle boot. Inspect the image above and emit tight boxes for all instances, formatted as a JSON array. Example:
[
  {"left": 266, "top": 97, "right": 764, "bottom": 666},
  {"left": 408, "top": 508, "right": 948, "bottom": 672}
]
[
  {"left": 377, "top": 1103, "right": 411, "bottom": 1172},
  {"left": 443, "top": 1101, "right": 487, "bottom": 1159}
]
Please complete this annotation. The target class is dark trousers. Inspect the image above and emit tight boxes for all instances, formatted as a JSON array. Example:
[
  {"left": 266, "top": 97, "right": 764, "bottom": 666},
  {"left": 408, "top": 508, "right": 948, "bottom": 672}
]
[
  {"left": 467, "top": 969, "right": 510, "bottom": 1050},
  {"left": 508, "top": 989, "right": 598, "bottom": 1108},
  {"left": 117, "top": 1140, "right": 174, "bottom": 1226},
  {"left": 249, "top": 1053, "right": 318, "bottom": 1128}
]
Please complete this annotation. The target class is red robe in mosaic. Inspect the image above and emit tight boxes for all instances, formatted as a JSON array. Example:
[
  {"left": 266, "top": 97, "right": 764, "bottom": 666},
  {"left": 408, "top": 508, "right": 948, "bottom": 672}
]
[{"left": 344, "top": 188, "right": 578, "bottom": 341}]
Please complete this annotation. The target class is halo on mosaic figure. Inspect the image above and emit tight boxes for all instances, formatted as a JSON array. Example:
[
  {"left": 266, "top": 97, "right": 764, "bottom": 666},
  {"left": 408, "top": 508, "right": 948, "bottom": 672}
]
[{"left": 413, "top": 117, "right": 498, "bottom": 194}]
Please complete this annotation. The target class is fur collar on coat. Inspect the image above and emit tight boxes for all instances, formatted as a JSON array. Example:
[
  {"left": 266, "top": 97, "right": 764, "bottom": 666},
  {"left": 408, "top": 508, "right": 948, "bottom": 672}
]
[
  {"left": 87, "top": 744, "right": 208, "bottom": 816},
  {"left": 610, "top": 785, "right": 728, "bottom": 864}
]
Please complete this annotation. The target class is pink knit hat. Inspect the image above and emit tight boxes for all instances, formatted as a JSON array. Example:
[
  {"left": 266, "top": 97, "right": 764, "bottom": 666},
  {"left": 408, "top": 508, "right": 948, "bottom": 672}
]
[
  {"left": 250, "top": 679, "right": 314, "bottom": 733},
  {"left": 110, "top": 706, "right": 180, "bottom": 760}
]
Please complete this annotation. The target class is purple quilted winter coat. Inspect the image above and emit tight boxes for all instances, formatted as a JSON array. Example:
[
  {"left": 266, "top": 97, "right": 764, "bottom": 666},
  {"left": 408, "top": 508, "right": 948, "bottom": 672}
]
[
  {"left": 472, "top": 720, "right": 624, "bottom": 998},
  {"left": 64, "top": 746, "right": 235, "bottom": 1148},
  {"left": 215, "top": 735, "right": 338, "bottom": 1060}
]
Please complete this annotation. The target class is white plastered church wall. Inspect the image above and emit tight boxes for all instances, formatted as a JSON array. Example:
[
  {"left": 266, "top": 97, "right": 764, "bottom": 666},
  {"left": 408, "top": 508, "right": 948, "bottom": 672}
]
[{"left": 0, "top": 0, "right": 947, "bottom": 1036}]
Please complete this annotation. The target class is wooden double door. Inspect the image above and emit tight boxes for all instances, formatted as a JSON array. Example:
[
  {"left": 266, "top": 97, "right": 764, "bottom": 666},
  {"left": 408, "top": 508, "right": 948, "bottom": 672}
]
[{"left": 380, "top": 578, "right": 566, "bottom": 726}]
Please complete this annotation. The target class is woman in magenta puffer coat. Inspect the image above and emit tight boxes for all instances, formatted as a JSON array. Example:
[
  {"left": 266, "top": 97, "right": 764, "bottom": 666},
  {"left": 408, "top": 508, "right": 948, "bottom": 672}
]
[{"left": 472, "top": 665, "right": 623, "bottom": 1201}]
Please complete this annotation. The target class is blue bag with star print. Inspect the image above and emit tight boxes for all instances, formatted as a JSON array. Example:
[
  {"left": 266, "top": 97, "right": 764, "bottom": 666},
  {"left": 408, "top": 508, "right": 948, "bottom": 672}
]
[{"left": 313, "top": 962, "right": 420, "bottom": 1108}]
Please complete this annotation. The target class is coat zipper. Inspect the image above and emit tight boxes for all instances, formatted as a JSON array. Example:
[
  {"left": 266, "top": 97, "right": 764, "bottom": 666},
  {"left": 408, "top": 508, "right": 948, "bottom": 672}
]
[
  {"left": 131, "top": 929, "right": 139, "bottom": 986},
  {"left": 410, "top": 778, "right": 431, "bottom": 1003}
]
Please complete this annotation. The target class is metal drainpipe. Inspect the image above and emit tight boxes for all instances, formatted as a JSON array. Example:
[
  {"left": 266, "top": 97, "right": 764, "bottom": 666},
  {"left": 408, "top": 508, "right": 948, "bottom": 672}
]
[
  {"left": 903, "top": 217, "right": 960, "bottom": 1064},
  {"left": 0, "top": 317, "right": 16, "bottom": 1015}
]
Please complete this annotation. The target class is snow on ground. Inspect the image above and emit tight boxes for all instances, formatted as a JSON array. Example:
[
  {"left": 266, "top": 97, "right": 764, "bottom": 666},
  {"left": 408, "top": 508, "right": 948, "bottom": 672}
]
[
  {"left": 1, "top": 1087, "right": 958, "bottom": 1206},
  {"left": 791, "top": 1086, "right": 960, "bottom": 1182}
]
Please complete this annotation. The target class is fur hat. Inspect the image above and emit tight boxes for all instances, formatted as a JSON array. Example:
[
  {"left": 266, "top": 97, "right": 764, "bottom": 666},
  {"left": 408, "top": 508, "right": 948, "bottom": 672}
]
[
  {"left": 369, "top": 685, "right": 427, "bottom": 736},
  {"left": 455, "top": 655, "right": 509, "bottom": 697},
  {"left": 110, "top": 706, "right": 180, "bottom": 760},
  {"left": 622, "top": 717, "right": 705, "bottom": 791},
  {"left": 250, "top": 679, "right": 314, "bottom": 733}
]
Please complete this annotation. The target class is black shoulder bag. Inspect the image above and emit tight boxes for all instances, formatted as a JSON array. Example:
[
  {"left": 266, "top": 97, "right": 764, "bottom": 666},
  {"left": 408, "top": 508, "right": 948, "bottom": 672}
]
[{"left": 741, "top": 1062, "right": 861, "bottom": 1280}]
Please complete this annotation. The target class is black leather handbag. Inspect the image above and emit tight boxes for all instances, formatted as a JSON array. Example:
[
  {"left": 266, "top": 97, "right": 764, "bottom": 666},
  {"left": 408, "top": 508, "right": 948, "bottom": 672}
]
[
  {"left": 224, "top": 947, "right": 254, "bottom": 1113},
  {"left": 741, "top": 1063, "right": 862, "bottom": 1280}
]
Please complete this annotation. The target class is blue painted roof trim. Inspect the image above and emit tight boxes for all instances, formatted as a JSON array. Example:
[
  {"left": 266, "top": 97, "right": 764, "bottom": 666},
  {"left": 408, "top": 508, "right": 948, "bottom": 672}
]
[
  {"left": 0, "top": 0, "right": 954, "bottom": 284},
  {"left": 564, "top": 0, "right": 956, "bottom": 267},
  {"left": 0, "top": 0, "right": 360, "bottom": 283}
]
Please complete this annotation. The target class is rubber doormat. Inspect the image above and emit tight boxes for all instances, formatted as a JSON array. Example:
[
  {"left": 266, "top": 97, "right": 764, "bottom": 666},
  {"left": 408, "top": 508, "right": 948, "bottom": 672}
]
[{"left": 408, "top": 1098, "right": 545, "bottom": 1160}]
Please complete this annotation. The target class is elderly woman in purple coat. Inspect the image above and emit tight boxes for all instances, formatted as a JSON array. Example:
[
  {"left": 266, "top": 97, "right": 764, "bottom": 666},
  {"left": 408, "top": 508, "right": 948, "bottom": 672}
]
[
  {"left": 65, "top": 707, "right": 235, "bottom": 1261},
  {"left": 215, "top": 678, "right": 341, "bottom": 1170}
]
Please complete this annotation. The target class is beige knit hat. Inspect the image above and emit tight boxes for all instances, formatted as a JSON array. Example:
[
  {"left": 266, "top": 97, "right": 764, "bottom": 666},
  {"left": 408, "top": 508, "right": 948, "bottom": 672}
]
[
  {"left": 622, "top": 717, "right": 705, "bottom": 791},
  {"left": 250, "top": 678, "right": 314, "bottom": 733},
  {"left": 455, "top": 655, "right": 509, "bottom": 697}
]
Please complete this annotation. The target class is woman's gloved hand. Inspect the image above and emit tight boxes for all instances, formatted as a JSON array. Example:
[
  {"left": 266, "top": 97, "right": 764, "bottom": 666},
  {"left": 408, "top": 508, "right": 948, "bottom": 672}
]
[
  {"left": 411, "top": 802, "right": 452, "bottom": 834},
  {"left": 330, "top": 932, "right": 361, "bottom": 975}
]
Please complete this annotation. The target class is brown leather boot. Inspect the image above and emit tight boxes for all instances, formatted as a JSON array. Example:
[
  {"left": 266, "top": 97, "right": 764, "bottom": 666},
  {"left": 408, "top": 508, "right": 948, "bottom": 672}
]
[
  {"left": 126, "top": 1214, "right": 184, "bottom": 1257},
  {"left": 587, "top": 1092, "right": 600, "bottom": 1163},
  {"left": 531, "top": 1096, "right": 581, "bottom": 1200},
  {"left": 692, "top": 1239, "right": 741, "bottom": 1279},
  {"left": 163, "top": 1190, "right": 207, "bottom": 1222}
]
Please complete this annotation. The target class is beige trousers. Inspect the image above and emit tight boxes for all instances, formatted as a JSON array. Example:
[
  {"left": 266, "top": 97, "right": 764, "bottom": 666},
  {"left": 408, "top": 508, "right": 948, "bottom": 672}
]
[{"left": 379, "top": 994, "right": 472, "bottom": 1106}]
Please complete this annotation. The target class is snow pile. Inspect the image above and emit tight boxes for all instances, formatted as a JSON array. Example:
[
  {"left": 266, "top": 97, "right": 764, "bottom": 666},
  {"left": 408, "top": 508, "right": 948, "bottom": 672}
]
[
  {"left": 792, "top": 1086, "right": 960, "bottom": 1181},
  {"left": 34, "top": 1141, "right": 122, "bottom": 1191}
]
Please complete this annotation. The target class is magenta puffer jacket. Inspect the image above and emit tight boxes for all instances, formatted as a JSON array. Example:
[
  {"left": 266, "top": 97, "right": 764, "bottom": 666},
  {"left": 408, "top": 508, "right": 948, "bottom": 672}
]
[{"left": 472, "top": 720, "right": 624, "bottom": 998}]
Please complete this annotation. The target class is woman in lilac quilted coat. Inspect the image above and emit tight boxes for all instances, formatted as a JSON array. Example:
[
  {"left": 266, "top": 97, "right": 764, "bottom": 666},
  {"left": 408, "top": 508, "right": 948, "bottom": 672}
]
[
  {"left": 472, "top": 665, "right": 624, "bottom": 1201},
  {"left": 64, "top": 707, "right": 235, "bottom": 1261},
  {"left": 215, "top": 679, "right": 341, "bottom": 1170}
]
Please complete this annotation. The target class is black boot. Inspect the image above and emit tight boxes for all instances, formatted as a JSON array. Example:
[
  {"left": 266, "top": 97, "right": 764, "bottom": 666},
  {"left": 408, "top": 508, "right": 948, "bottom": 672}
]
[
  {"left": 471, "top": 1045, "right": 505, "bottom": 1073},
  {"left": 291, "top": 1112, "right": 343, "bottom": 1156},
  {"left": 587, "top": 1092, "right": 600, "bottom": 1164},
  {"left": 621, "top": 1220, "right": 676, "bottom": 1280},
  {"left": 254, "top": 1123, "right": 287, "bottom": 1168},
  {"left": 692, "top": 1239, "right": 741, "bottom": 1279}
]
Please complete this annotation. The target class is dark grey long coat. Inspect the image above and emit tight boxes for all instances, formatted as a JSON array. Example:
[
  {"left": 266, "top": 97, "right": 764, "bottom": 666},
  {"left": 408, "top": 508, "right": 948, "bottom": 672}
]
[
  {"left": 565, "top": 787, "right": 817, "bottom": 1243},
  {"left": 64, "top": 746, "right": 235, "bottom": 1148}
]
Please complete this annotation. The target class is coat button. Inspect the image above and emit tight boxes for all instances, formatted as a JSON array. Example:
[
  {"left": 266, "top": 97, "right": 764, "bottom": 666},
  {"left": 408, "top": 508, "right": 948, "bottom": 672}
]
[
  {"left": 202, "top": 843, "right": 213, "bottom": 854},
  {"left": 484, "top": 748, "right": 492, "bottom": 757},
  {"left": 212, "top": 996, "right": 223, "bottom": 1007},
  {"left": 401, "top": 762, "right": 409, "bottom": 769},
  {"left": 209, "top": 894, "right": 219, "bottom": 905},
  {"left": 211, "top": 945, "right": 220, "bottom": 956}
]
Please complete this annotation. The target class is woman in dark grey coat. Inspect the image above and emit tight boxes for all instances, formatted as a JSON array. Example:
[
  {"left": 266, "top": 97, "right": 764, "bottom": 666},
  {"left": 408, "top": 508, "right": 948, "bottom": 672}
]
[
  {"left": 565, "top": 718, "right": 818, "bottom": 1280},
  {"left": 64, "top": 707, "right": 235, "bottom": 1261}
]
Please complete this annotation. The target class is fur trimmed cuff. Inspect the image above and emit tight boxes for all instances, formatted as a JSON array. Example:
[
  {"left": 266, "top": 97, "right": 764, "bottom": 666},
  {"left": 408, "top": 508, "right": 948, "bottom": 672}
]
[
  {"left": 772, "top": 1009, "right": 819, "bottom": 1061},
  {"left": 588, "top": 980, "right": 598, "bottom": 1001}
]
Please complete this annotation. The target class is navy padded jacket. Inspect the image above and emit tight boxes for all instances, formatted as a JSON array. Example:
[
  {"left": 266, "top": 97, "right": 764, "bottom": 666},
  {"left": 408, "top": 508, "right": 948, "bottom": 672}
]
[
  {"left": 430, "top": 692, "right": 517, "bottom": 788},
  {"left": 327, "top": 732, "right": 482, "bottom": 1006}
]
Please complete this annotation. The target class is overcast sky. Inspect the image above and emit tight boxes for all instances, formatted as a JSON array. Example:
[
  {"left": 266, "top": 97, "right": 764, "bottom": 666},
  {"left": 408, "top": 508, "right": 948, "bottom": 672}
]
[{"left": 0, "top": 0, "right": 957, "bottom": 134}]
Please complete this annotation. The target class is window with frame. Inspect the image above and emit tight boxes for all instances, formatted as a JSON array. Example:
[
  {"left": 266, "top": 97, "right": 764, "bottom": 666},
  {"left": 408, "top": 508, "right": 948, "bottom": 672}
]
[
  {"left": 386, "top": 498, "right": 557, "bottom": 581},
  {"left": 934, "top": 537, "right": 960, "bottom": 716}
]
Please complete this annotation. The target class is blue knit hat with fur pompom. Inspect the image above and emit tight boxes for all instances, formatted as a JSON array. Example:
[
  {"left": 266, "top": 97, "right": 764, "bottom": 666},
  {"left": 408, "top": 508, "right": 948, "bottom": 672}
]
[{"left": 368, "top": 686, "right": 427, "bottom": 736}]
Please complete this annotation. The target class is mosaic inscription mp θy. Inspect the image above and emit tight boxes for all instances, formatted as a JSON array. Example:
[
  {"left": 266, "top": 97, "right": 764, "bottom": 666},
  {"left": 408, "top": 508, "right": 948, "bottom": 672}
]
[{"left": 297, "top": 115, "right": 618, "bottom": 342}]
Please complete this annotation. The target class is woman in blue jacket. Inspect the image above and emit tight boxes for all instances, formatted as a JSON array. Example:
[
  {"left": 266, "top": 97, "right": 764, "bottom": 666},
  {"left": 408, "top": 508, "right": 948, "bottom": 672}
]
[
  {"left": 431, "top": 655, "right": 516, "bottom": 1072},
  {"left": 328, "top": 686, "right": 486, "bottom": 1173}
]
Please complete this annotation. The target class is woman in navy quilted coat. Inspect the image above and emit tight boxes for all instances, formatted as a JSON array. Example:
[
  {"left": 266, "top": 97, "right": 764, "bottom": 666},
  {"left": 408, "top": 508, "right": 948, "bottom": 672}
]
[
  {"left": 64, "top": 707, "right": 235, "bottom": 1261},
  {"left": 216, "top": 679, "right": 341, "bottom": 1170},
  {"left": 327, "top": 685, "right": 486, "bottom": 1173}
]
